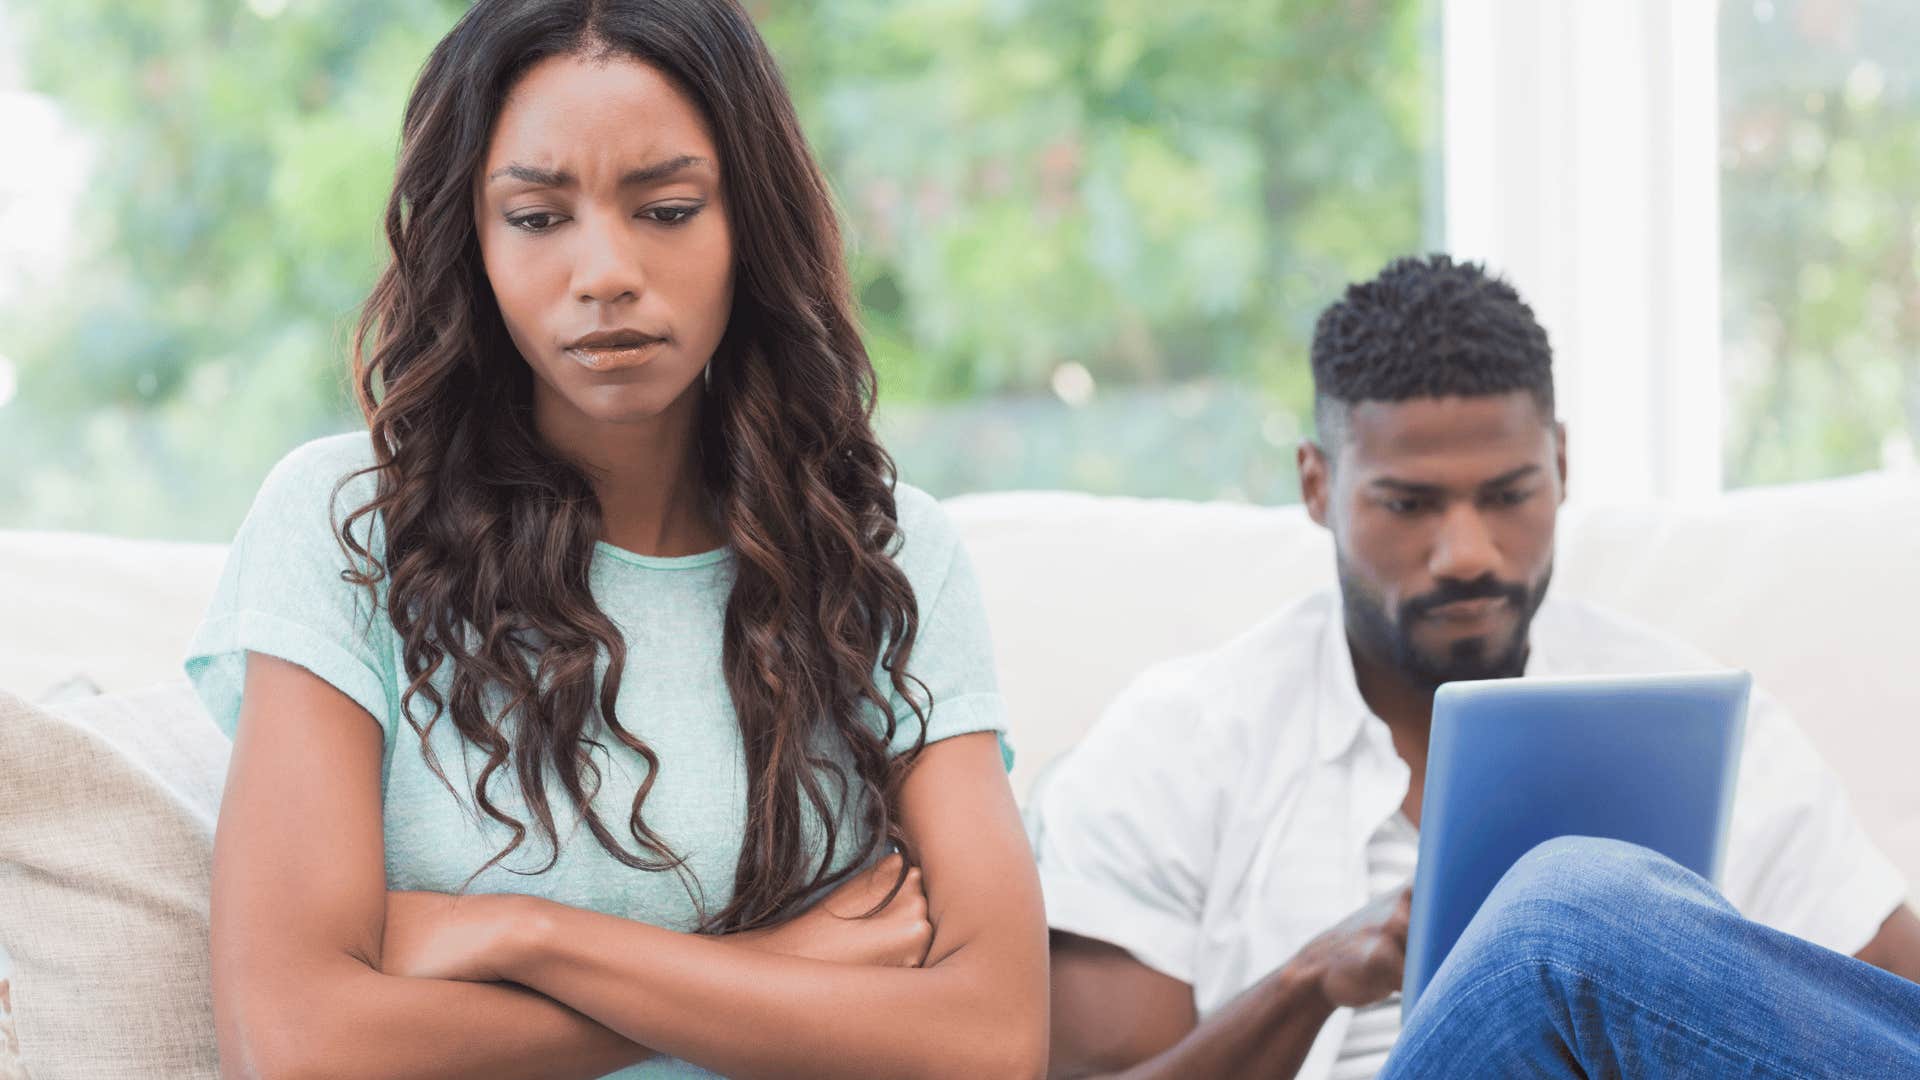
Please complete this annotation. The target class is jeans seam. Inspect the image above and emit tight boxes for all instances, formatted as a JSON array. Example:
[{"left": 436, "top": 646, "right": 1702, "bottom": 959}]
[
  {"left": 1534, "top": 957, "right": 1819, "bottom": 1080},
  {"left": 1404, "top": 956, "right": 1819, "bottom": 1080}
]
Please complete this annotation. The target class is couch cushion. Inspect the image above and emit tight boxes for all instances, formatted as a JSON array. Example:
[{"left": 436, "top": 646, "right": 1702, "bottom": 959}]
[
  {"left": 1553, "top": 471, "right": 1920, "bottom": 888},
  {"left": 0, "top": 531, "right": 228, "bottom": 702},
  {"left": 0, "top": 976, "right": 22, "bottom": 1080},
  {"left": 0, "top": 681, "right": 226, "bottom": 1079},
  {"left": 946, "top": 491, "right": 1334, "bottom": 799}
]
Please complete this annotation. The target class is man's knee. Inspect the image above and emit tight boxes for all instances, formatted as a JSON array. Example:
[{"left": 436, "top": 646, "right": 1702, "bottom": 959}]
[
  {"left": 1503, "top": 835, "right": 1669, "bottom": 898},
  {"left": 1425, "top": 834, "right": 1748, "bottom": 1028},
  {"left": 1436, "top": 834, "right": 1674, "bottom": 983},
  {"left": 1477, "top": 835, "right": 1721, "bottom": 950},
  {"left": 1474, "top": 837, "right": 1680, "bottom": 940}
]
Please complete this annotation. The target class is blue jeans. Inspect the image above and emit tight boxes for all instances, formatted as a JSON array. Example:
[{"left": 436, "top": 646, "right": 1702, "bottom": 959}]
[{"left": 1380, "top": 836, "right": 1920, "bottom": 1078}]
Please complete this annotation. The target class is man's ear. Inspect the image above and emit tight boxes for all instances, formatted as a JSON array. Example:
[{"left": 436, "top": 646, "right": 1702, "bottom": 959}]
[
  {"left": 1553, "top": 420, "right": 1569, "bottom": 504},
  {"left": 1299, "top": 440, "right": 1332, "bottom": 528}
]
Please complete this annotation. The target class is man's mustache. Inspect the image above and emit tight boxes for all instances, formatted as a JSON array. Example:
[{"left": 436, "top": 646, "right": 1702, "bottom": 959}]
[{"left": 1402, "top": 575, "right": 1532, "bottom": 621}]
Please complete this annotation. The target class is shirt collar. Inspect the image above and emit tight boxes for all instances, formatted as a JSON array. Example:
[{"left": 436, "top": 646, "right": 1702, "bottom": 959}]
[{"left": 1315, "top": 591, "right": 1374, "bottom": 763}]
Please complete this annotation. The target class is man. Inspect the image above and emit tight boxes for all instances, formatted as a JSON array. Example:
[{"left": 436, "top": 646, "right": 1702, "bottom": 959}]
[{"left": 1027, "top": 255, "right": 1920, "bottom": 1078}]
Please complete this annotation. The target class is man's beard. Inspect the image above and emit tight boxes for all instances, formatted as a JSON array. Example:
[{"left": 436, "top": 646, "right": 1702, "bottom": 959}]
[{"left": 1339, "top": 559, "right": 1553, "bottom": 690}]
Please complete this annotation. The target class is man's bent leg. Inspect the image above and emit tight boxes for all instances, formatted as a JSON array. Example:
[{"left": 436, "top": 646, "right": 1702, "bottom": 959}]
[{"left": 1380, "top": 836, "right": 1920, "bottom": 1079}]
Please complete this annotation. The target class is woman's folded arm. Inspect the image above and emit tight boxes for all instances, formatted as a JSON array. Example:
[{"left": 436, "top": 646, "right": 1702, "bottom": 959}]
[
  {"left": 213, "top": 654, "right": 654, "bottom": 1080},
  {"left": 495, "top": 731, "right": 1049, "bottom": 1080},
  {"left": 218, "top": 657, "right": 1046, "bottom": 1080}
]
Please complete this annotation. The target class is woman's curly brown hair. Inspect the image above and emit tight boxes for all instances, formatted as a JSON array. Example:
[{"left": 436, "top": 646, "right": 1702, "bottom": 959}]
[{"left": 334, "top": 0, "right": 927, "bottom": 932}]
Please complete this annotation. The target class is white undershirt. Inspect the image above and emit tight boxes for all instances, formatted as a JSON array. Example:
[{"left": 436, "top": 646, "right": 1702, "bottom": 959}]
[{"left": 1329, "top": 811, "right": 1418, "bottom": 1080}]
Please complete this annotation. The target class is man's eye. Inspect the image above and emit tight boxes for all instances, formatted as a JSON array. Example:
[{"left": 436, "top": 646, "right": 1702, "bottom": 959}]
[
  {"left": 1386, "top": 498, "right": 1427, "bottom": 515},
  {"left": 1488, "top": 488, "right": 1532, "bottom": 508}
]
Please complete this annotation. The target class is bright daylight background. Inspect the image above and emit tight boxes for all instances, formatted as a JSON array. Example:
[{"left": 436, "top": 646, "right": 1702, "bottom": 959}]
[{"left": 0, "top": 0, "right": 1913, "bottom": 540}]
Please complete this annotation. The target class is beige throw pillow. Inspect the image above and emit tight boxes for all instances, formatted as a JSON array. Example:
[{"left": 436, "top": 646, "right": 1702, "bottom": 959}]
[
  {"left": 0, "top": 681, "right": 228, "bottom": 1079},
  {"left": 1, "top": 977, "right": 23, "bottom": 1080}
]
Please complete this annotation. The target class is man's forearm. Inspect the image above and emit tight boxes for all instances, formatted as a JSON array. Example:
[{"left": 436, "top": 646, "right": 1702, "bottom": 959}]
[
  {"left": 1091, "top": 960, "right": 1336, "bottom": 1080},
  {"left": 1856, "top": 904, "right": 1920, "bottom": 985},
  {"left": 227, "top": 957, "right": 651, "bottom": 1080}
]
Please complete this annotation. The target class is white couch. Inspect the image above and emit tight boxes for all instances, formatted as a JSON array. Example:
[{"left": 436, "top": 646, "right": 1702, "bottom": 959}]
[{"left": 3, "top": 472, "right": 1917, "bottom": 880}]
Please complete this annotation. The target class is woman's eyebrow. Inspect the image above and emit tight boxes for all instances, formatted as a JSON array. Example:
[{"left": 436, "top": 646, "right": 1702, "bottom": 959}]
[{"left": 486, "top": 154, "right": 712, "bottom": 189}]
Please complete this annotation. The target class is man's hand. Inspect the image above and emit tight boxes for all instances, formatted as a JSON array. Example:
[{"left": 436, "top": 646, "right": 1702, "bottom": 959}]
[
  {"left": 1293, "top": 887, "right": 1412, "bottom": 1009},
  {"left": 729, "top": 852, "right": 933, "bottom": 968}
]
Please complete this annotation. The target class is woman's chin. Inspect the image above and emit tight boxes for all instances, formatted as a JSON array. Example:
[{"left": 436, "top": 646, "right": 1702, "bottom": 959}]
[
  {"left": 546, "top": 375, "right": 703, "bottom": 428},
  {"left": 581, "top": 395, "right": 681, "bottom": 425}
]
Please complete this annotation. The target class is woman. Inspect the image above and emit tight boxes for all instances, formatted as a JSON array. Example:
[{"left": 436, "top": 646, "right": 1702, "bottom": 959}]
[{"left": 184, "top": 1, "right": 1047, "bottom": 1076}]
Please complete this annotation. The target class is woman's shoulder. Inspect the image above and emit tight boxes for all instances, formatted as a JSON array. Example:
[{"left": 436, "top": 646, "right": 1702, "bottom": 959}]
[
  {"left": 260, "top": 431, "right": 379, "bottom": 498},
  {"left": 888, "top": 478, "right": 947, "bottom": 533},
  {"left": 188, "top": 431, "right": 397, "bottom": 744},
  {"left": 250, "top": 431, "right": 379, "bottom": 517},
  {"left": 883, "top": 480, "right": 995, "bottom": 619},
  {"left": 886, "top": 479, "right": 963, "bottom": 569},
  {"left": 237, "top": 431, "right": 384, "bottom": 554}
]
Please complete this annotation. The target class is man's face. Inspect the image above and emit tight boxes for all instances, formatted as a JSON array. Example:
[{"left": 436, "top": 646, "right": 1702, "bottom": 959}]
[{"left": 1300, "top": 392, "right": 1566, "bottom": 688}]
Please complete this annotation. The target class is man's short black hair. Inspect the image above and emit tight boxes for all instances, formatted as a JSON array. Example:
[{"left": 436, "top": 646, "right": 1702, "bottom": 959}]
[{"left": 1310, "top": 254, "right": 1554, "bottom": 447}]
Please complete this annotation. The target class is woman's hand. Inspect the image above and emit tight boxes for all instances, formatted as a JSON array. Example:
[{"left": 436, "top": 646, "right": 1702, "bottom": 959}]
[
  {"left": 731, "top": 852, "right": 933, "bottom": 968},
  {"left": 380, "top": 890, "right": 535, "bottom": 983}
]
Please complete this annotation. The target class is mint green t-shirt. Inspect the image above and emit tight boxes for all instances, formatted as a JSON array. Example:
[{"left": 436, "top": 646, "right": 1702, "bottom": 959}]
[{"left": 184, "top": 433, "right": 1011, "bottom": 1079}]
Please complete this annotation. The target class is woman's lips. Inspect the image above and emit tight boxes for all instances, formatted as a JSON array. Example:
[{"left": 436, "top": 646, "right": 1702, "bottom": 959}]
[{"left": 564, "top": 340, "right": 664, "bottom": 371}]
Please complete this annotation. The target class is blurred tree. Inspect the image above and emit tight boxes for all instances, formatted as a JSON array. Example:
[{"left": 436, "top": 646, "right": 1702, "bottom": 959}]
[
  {"left": 1, "top": 0, "right": 466, "bottom": 536},
  {"left": 1720, "top": 0, "right": 1920, "bottom": 486},
  {"left": 0, "top": 0, "right": 1432, "bottom": 539}
]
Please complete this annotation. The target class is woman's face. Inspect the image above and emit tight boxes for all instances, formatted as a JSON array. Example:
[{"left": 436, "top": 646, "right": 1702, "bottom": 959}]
[{"left": 473, "top": 53, "right": 734, "bottom": 433}]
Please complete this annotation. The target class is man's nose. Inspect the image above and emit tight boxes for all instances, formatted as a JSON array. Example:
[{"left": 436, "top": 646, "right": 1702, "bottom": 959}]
[{"left": 1428, "top": 505, "right": 1500, "bottom": 584}]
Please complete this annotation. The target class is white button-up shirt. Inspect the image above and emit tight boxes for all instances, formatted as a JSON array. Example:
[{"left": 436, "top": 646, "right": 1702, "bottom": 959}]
[{"left": 1026, "top": 589, "right": 1908, "bottom": 1080}]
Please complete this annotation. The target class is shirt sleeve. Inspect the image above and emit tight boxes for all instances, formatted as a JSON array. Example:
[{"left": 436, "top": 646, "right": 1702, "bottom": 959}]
[
  {"left": 183, "top": 436, "right": 398, "bottom": 743},
  {"left": 881, "top": 485, "right": 1013, "bottom": 772},
  {"left": 1023, "top": 662, "right": 1219, "bottom": 985},
  {"left": 1720, "top": 686, "right": 1909, "bottom": 955}
]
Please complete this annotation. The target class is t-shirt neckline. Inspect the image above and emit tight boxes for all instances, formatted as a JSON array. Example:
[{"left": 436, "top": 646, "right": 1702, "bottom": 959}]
[{"left": 591, "top": 541, "right": 732, "bottom": 570}]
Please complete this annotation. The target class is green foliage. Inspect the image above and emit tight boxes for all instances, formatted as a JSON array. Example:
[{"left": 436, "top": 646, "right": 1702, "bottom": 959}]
[
  {"left": 1, "top": 0, "right": 465, "bottom": 537},
  {"left": 1, "top": 0, "right": 1431, "bottom": 539},
  {"left": 1720, "top": 0, "right": 1920, "bottom": 486}
]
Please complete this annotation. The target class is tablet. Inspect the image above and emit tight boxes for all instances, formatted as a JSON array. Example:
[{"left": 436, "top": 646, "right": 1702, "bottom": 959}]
[{"left": 1400, "top": 670, "right": 1751, "bottom": 1015}]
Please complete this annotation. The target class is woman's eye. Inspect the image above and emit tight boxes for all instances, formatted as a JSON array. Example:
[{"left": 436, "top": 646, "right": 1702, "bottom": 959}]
[
  {"left": 506, "top": 212, "right": 561, "bottom": 233},
  {"left": 643, "top": 204, "right": 702, "bottom": 225}
]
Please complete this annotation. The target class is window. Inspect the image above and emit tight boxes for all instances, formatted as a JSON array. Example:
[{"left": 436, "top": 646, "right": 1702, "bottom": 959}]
[
  {"left": 1720, "top": 0, "right": 1919, "bottom": 486},
  {"left": 0, "top": 0, "right": 1436, "bottom": 540}
]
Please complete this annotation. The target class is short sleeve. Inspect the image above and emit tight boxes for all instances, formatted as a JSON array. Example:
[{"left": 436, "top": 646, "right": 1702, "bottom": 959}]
[
  {"left": 183, "top": 435, "right": 397, "bottom": 742},
  {"left": 881, "top": 485, "right": 1013, "bottom": 772},
  {"left": 1720, "top": 687, "right": 1909, "bottom": 955},
  {"left": 1023, "top": 662, "right": 1219, "bottom": 985}
]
